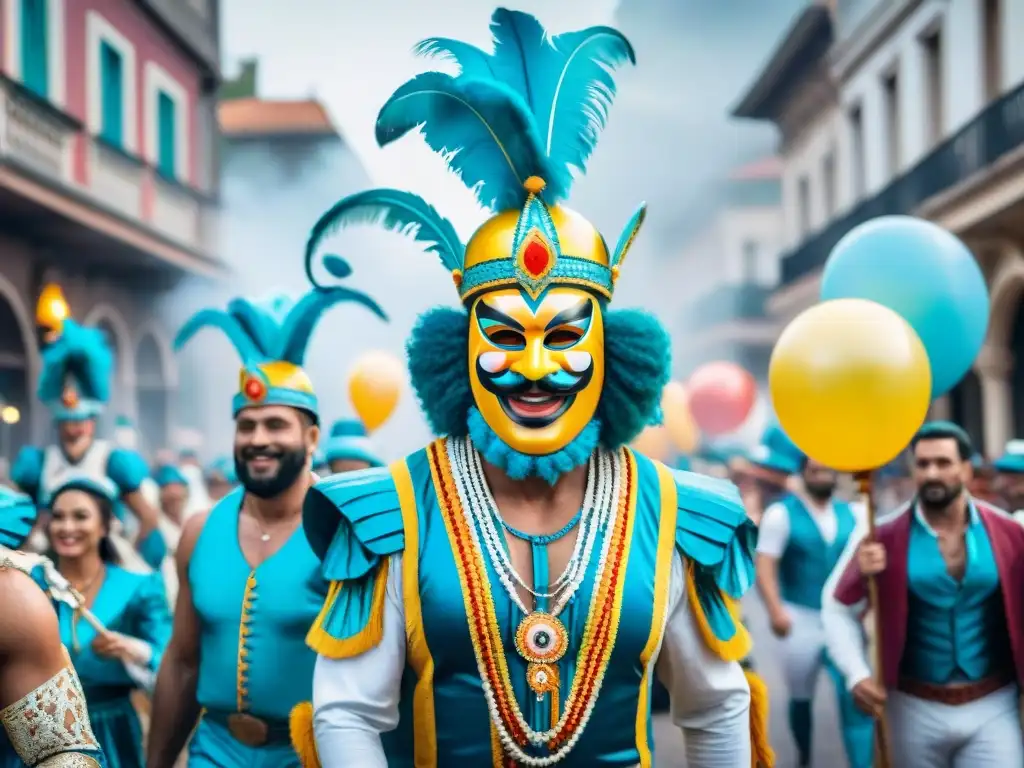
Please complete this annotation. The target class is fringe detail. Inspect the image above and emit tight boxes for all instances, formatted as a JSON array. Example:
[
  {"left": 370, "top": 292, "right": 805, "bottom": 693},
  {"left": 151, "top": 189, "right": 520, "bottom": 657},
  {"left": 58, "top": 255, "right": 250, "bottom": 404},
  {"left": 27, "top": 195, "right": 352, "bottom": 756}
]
[
  {"left": 289, "top": 701, "right": 320, "bottom": 768},
  {"left": 744, "top": 669, "right": 775, "bottom": 768},
  {"left": 305, "top": 559, "right": 390, "bottom": 658}
]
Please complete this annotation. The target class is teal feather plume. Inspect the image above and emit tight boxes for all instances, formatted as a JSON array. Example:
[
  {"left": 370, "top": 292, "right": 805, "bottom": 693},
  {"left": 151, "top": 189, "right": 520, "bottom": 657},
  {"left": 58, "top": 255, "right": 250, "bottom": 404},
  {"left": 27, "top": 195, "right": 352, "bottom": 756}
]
[
  {"left": 226, "top": 297, "right": 280, "bottom": 357},
  {"left": 611, "top": 203, "right": 647, "bottom": 267},
  {"left": 375, "top": 72, "right": 551, "bottom": 211},
  {"left": 413, "top": 8, "right": 635, "bottom": 200},
  {"left": 305, "top": 189, "right": 464, "bottom": 285},
  {"left": 173, "top": 309, "right": 261, "bottom": 364},
  {"left": 278, "top": 288, "right": 388, "bottom": 365}
]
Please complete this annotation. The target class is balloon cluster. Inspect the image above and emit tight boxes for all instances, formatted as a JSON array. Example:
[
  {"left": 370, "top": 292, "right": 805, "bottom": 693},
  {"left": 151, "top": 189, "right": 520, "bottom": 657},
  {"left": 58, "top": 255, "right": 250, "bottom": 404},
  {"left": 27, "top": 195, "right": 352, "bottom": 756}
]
[{"left": 769, "top": 216, "right": 989, "bottom": 472}]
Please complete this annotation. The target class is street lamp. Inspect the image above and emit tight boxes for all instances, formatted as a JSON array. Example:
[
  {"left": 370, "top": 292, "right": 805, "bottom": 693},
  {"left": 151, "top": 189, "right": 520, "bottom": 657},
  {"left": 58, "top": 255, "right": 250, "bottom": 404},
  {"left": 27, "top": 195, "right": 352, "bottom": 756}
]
[
  {"left": 0, "top": 405, "right": 17, "bottom": 462},
  {"left": 36, "top": 283, "right": 69, "bottom": 343},
  {"left": 1, "top": 406, "right": 19, "bottom": 425}
]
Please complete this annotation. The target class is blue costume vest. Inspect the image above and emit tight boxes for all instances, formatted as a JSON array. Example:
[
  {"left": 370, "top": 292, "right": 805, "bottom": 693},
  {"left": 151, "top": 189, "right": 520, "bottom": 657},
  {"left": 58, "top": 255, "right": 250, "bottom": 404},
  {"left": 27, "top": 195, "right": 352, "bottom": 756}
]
[
  {"left": 902, "top": 506, "right": 1012, "bottom": 684},
  {"left": 303, "top": 440, "right": 757, "bottom": 767},
  {"left": 188, "top": 488, "right": 328, "bottom": 768},
  {"left": 778, "top": 495, "right": 856, "bottom": 610}
]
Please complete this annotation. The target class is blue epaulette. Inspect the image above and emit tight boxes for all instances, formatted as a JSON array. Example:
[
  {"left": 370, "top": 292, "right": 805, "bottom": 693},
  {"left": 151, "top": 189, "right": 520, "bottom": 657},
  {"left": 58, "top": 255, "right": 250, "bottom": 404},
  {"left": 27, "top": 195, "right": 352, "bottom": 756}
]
[
  {"left": 302, "top": 466, "right": 406, "bottom": 658},
  {"left": 672, "top": 468, "right": 756, "bottom": 660}
]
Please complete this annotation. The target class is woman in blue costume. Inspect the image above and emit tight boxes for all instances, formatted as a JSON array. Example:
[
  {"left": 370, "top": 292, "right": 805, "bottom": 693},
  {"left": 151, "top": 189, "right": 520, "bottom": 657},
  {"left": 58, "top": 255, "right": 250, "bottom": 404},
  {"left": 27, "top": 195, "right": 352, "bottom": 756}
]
[
  {"left": 296, "top": 9, "right": 771, "bottom": 767},
  {"left": 145, "top": 282, "right": 387, "bottom": 768},
  {"left": 323, "top": 419, "right": 383, "bottom": 474},
  {"left": 11, "top": 288, "right": 165, "bottom": 571},
  {"left": 33, "top": 475, "right": 171, "bottom": 768},
  {"left": 0, "top": 486, "right": 108, "bottom": 767}
]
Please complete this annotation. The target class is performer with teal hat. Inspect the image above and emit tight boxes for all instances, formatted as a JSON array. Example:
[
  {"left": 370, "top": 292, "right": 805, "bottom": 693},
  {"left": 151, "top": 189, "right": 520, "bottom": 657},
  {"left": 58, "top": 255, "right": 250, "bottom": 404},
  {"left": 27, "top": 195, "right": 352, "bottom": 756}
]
[
  {"left": 19, "top": 473, "right": 171, "bottom": 768},
  {"left": 146, "top": 277, "right": 387, "bottom": 768},
  {"left": 12, "top": 288, "right": 162, "bottom": 567},
  {"left": 297, "top": 9, "right": 765, "bottom": 767},
  {"left": 323, "top": 418, "right": 382, "bottom": 474},
  {"left": 754, "top": 423, "right": 872, "bottom": 768},
  {"left": 205, "top": 457, "right": 237, "bottom": 501},
  {"left": 992, "top": 440, "right": 1024, "bottom": 522}
]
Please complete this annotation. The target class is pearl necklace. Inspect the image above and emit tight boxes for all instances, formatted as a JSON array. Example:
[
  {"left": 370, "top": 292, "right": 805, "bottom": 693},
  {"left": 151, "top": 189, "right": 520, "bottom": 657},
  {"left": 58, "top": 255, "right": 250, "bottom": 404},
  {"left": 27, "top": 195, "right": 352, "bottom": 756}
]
[
  {"left": 450, "top": 438, "right": 616, "bottom": 615},
  {"left": 448, "top": 438, "right": 627, "bottom": 764}
]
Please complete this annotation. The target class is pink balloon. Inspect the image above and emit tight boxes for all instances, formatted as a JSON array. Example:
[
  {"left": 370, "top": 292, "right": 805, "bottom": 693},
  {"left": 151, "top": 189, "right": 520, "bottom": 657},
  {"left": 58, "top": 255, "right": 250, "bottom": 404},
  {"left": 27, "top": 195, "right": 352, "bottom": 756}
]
[{"left": 688, "top": 362, "right": 757, "bottom": 436}]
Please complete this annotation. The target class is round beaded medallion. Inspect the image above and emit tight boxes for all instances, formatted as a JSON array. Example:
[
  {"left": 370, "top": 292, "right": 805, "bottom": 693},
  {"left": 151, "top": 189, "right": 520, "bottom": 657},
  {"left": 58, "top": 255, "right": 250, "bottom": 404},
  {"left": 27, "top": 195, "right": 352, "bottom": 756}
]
[{"left": 515, "top": 612, "right": 568, "bottom": 665}]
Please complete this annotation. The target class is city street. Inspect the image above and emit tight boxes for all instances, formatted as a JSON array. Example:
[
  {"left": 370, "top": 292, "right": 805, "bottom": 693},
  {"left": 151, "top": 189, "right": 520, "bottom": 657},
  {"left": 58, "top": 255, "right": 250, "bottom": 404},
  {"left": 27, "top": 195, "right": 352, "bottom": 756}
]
[{"left": 653, "top": 594, "right": 846, "bottom": 767}]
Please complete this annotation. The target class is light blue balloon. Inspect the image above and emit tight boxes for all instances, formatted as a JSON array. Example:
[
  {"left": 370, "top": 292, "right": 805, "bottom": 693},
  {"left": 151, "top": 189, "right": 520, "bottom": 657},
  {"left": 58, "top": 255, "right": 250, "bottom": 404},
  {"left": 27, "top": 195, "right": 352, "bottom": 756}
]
[{"left": 820, "top": 216, "right": 989, "bottom": 398}]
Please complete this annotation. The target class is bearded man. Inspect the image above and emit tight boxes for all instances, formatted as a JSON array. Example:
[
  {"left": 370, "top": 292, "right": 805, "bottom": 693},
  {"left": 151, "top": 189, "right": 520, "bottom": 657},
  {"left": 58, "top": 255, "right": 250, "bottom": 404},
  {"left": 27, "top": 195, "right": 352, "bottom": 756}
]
[
  {"left": 824, "top": 421, "right": 1024, "bottom": 767},
  {"left": 146, "top": 285, "right": 385, "bottom": 768},
  {"left": 293, "top": 9, "right": 764, "bottom": 768}
]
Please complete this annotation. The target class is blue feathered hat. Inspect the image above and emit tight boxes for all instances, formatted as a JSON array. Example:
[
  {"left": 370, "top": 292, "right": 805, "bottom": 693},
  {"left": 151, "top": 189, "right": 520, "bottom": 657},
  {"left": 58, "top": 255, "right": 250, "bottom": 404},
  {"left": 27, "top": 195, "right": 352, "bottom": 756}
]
[
  {"left": 0, "top": 486, "right": 37, "bottom": 549},
  {"left": 205, "top": 456, "right": 237, "bottom": 485},
  {"left": 173, "top": 281, "right": 386, "bottom": 421},
  {"left": 324, "top": 419, "right": 383, "bottom": 468},
  {"left": 747, "top": 424, "right": 804, "bottom": 476},
  {"left": 153, "top": 464, "right": 188, "bottom": 488},
  {"left": 994, "top": 439, "right": 1024, "bottom": 474},
  {"left": 303, "top": 8, "right": 643, "bottom": 307},
  {"left": 37, "top": 318, "right": 114, "bottom": 422}
]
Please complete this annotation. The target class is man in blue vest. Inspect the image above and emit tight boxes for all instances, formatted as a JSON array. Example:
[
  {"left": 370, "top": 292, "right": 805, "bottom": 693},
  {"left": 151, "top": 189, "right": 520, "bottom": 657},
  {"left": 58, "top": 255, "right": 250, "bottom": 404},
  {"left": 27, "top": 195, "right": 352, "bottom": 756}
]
[{"left": 755, "top": 426, "right": 873, "bottom": 768}]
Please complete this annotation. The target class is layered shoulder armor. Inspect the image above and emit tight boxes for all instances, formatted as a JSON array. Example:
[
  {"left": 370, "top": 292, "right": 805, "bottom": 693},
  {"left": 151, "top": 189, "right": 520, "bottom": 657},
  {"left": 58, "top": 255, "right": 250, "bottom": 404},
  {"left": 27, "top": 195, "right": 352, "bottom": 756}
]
[
  {"left": 303, "top": 466, "right": 406, "bottom": 659},
  {"left": 672, "top": 468, "right": 756, "bottom": 661}
]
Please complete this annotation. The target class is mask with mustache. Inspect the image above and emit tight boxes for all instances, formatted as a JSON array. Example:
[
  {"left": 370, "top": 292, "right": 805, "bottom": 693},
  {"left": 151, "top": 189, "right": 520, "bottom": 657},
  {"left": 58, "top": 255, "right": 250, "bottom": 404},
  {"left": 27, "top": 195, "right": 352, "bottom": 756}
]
[{"left": 235, "top": 445, "right": 307, "bottom": 499}]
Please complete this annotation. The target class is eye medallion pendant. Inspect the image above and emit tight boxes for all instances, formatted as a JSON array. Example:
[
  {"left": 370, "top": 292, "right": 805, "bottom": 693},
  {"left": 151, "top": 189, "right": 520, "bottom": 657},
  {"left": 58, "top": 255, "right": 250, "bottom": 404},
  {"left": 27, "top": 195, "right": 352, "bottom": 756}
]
[{"left": 515, "top": 612, "right": 568, "bottom": 697}]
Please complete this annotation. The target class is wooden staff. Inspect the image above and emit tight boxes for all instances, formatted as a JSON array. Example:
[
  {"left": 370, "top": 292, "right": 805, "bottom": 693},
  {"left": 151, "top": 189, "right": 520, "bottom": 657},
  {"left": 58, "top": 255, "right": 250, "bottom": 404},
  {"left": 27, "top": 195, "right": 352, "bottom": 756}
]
[{"left": 854, "top": 470, "right": 892, "bottom": 768}]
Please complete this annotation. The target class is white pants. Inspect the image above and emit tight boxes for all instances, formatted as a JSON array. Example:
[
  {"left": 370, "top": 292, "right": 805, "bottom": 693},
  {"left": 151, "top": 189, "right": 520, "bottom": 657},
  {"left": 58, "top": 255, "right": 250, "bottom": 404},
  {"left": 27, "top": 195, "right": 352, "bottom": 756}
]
[
  {"left": 887, "top": 684, "right": 1023, "bottom": 767},
  {"left": 781, "top": 603, "right": 826, "bottom": 698}
]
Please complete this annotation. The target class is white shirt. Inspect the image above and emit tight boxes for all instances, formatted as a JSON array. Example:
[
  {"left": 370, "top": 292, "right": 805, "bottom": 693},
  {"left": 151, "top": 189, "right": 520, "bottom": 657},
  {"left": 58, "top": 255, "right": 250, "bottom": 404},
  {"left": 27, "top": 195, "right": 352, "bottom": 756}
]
[
  {"left": 312, "top": 551, "right": 751, "bottom": 767},
  {"left": 756, "top": 495, "right": 852, "bottom": 559}
]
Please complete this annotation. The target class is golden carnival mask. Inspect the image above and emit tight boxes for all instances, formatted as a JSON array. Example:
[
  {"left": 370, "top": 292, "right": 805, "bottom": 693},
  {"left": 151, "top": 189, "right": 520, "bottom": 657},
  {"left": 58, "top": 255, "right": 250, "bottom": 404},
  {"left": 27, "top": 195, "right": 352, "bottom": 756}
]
[{"left": 469, "top": 286, "right": 605, "bottom": 455}]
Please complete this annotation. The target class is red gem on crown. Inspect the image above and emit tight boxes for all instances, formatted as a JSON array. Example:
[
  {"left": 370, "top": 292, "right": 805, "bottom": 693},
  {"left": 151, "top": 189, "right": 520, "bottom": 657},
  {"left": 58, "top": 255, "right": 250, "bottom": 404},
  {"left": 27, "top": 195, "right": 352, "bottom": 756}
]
[
  {"left": 243, "top": 376, "right": 266, "bottom": 402},
  {"left": 522, "top": 239, "right": 551, "bottom": 278}
]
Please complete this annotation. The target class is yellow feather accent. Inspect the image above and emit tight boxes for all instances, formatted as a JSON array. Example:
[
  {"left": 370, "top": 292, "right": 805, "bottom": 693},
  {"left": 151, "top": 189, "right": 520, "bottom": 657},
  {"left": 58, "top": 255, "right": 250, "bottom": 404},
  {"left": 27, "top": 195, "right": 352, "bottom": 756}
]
[
  {"left": 305, "top": 558, "right": 390, "bottom": 658},
  {"left": 289, "top": 701, "right": 321, "bottom": 768},
  {"left": 684, "top": 561, "right": 751, "bottom": 662},
  {"left": 744, "top": 669, "right": 775, "bottom": 768}
]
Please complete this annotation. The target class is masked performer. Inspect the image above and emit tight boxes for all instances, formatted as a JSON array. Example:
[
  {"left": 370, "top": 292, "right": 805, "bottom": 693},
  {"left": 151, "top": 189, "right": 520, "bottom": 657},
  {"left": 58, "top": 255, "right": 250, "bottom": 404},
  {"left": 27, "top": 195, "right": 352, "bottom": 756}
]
[
  {"left": 824, "top": 421, "right": 1024, "bottom": 767},
  {"left": 323, "top": 419, "right": 382, "bottom": 474},
  {"left": 754, "top": 432, "right": 873, "bottom": 768},
  {"left": 0, "top": 486, "right": 107, "bottom": 767},
  {"left": 297, "top": 9, "right": 763, "bottom": 767},
  {"left": 146, "top": 283, "right": 386, "bottom": 768},
  {"left": 12, "top": 302, "right": 162, "bottom": 568}
]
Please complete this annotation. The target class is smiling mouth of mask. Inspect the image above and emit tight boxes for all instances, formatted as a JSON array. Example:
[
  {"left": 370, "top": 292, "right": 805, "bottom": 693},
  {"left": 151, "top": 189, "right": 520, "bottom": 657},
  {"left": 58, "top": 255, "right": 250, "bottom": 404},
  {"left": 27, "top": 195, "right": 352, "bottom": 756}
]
[{"left": 476, "top": 362, "right": 594, "bottom": 430}]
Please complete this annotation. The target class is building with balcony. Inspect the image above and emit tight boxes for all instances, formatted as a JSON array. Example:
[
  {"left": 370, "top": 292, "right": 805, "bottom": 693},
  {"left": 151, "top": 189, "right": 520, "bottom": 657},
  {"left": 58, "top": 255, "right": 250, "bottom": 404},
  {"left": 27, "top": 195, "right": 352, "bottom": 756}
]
[
  {"left": 675, "top": 157, "right": 785, "bottom": 380},
  {"left": 733, "top": 0, "right": 1024, "bottom": 456},
  {"left": 0, "top": 0, "right": 223, "bottom": 461}
]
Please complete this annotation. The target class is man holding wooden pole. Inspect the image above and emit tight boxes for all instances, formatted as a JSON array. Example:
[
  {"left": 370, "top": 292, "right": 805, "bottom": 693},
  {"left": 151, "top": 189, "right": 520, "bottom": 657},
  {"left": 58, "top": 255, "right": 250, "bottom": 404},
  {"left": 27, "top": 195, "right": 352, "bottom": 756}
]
[{"left": 823, "top": 421, "right": 1024, "bottom": 767}]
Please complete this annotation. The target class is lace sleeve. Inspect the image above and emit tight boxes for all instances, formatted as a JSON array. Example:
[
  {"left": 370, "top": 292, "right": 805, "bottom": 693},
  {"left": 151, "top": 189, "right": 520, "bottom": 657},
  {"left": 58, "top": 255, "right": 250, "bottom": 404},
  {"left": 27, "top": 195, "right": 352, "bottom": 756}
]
[{"left": 1, "top": 665, "right": 101, "bottom": 766}]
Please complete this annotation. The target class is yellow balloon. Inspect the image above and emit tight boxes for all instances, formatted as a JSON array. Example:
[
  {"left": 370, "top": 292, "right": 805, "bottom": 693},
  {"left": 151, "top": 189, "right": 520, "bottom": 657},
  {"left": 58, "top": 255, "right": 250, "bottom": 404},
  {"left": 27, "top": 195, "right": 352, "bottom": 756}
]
[
  {"left": 348, "top": 351, "right": 404, "bottom": 432},
  {"left": 769, "top": 298, "right": 931, "bottom": 472},
  {"left": 632, "top": 425, "right": 673, "bottom": 462},
  {"left": 661, "top": 381, "right": 699, "bottom": 453}
]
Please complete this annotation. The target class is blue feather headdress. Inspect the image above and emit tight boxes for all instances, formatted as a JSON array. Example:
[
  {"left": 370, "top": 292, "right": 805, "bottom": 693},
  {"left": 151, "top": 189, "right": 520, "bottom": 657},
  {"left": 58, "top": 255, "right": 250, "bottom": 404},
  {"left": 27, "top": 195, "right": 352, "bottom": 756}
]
[
  {"left": 37, "top": 318, "right": 115, "bottom": 422},
  {"left": 173, "top": 262, "right": 387, "bottom": 421},
  {"left": 304, "top": 8, "right": 645, "bottom": 306},
  {"left": 324, "top": 418, "right": 383, "bottom": 467}
]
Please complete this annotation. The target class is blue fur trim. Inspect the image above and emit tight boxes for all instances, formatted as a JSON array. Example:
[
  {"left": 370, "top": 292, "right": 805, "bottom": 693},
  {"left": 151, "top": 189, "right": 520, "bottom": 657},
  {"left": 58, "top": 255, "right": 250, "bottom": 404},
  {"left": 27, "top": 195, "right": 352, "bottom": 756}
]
[
  {"left": 467, "top": 407, "right": 599, "bottom": 485},
  {"left": 407, "top": 307, "right": 472, "bottom": 438},
  {"left": 596, "top": 308, "right": 671, "bottom": 449}
]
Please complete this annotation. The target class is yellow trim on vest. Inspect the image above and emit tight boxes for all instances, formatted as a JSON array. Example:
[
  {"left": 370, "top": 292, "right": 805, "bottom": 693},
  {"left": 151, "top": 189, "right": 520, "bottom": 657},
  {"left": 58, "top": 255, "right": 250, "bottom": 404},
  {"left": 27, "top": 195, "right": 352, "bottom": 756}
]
[
  {"left": 289, "top": 700, "right": 321, "bottom": 768},
  {"left": 306, "top": 559, "right": 390, "bottom": 658},
  {"left": 685, "top": 561, "right": 752, "bottom": 662},
  {"left": 634, "top": 458, "right": 679, "bottom": 767},
  {"left": 236, "top": 571, "right": 257, "bottom": 711},
  {"left": 394, "top": 458, "right": 437, "bottom": 768}
]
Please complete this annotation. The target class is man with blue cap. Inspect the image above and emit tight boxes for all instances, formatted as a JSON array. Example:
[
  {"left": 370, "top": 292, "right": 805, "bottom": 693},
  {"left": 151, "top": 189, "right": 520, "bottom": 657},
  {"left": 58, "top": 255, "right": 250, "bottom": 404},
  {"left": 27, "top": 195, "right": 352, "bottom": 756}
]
[
  {"left": 0, "top": 487, "right": 107, "bottom": 767},
  {"left": 754, "top": 425, "right": 872, "bottom": 768},
  {"left": 323, "top": 418, "right": 382, "bottom": 475},
  {"left": 992, "top": 440, "right": 1024, "bottom": 522},
  {"left": 12, "top": 290, "right": 162, "bottom": 565},
  {"left": 204, "top": 457, "right": 237, "bottom": 502},
  {"left": 146, "top": 276, "right": 386, "bottom": 768}
]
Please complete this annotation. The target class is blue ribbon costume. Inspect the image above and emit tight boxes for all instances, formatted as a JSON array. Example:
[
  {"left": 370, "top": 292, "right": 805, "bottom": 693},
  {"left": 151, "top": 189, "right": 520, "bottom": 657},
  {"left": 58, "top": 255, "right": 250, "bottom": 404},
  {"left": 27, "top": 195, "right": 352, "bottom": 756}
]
[
  {"left": 173, "top": 281, "right": 386, "bottom": 768},
  {"left": 296, "top": 8, "right": 765, "bottom": 767},
  {"left": 10, "top": 313, "right": 163, "bottom": 569}
]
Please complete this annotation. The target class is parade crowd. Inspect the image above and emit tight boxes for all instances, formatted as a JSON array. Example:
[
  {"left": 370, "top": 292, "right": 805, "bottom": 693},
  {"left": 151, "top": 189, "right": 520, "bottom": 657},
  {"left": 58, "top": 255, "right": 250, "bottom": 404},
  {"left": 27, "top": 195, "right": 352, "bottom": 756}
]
[{"left": 0, "top": 7, "right": 1019, "bottom": 768}]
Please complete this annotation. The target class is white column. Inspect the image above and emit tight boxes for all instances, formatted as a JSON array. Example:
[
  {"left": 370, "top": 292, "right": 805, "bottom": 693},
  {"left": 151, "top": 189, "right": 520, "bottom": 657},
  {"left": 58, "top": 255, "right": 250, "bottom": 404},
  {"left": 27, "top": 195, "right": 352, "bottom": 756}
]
[{"left": 974, "top": 342, "right": 1014, "bottom": 458}]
